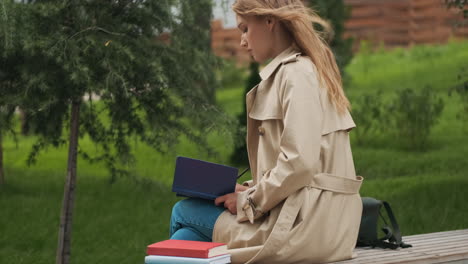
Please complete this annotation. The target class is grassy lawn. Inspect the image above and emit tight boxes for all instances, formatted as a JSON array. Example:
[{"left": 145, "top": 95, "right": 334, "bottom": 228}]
[{"left": 1, "top": 40, "right": 467, "bottom": 264}]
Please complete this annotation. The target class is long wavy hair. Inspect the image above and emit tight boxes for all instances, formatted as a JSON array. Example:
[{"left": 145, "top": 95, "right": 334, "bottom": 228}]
[{"left": 232, "top": 0, "right": 350, "bottom": 113}]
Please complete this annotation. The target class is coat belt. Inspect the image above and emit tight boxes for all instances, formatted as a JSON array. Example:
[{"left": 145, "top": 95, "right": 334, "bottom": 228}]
[
  {"left": 245, "top": 174, "right": 363, "bottom": 263},
  {"left": 309, "top": 173, "right": 363, "bottom": 194}
]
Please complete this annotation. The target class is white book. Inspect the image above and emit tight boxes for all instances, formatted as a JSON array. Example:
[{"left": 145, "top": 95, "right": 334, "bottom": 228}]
[{"left": 145, "top": 254, "right": 231, "bottom": 264}]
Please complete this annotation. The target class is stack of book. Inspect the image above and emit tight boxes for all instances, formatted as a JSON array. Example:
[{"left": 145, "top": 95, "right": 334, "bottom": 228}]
[{"left": 145, "top": 240, "right": 231, "bottom": 264}]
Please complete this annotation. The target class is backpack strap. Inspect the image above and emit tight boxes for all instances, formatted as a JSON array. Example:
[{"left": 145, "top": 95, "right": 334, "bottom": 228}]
[{"left": 382, "top": 201, "right": 412, "bottom": 248}]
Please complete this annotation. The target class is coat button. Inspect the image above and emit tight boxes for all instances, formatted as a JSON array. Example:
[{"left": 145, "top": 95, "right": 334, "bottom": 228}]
[{"left": 258, "top": 126, "right": 265, "bottom": 136}]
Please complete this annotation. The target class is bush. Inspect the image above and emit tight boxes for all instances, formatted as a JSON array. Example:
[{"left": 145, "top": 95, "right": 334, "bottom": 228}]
[
  {"left": 448, "top": 66, "right": 468, "bottom": 130},
  {"left": 387, "top": 87, "right": 444, "bottom": 150},
  {"left": 230, "top": 62, "right": 261, "bottom": 167},
  {"left": 216, "top": 58, "right": 246, "bottom": 88},
  {"left": 351, "top": 90, "right": 385, "bottom": 145}
]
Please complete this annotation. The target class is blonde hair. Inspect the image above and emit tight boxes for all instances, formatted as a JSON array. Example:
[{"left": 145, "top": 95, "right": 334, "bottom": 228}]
[{"left": 232, "top": 0, "right": 350, "bottom": 113}]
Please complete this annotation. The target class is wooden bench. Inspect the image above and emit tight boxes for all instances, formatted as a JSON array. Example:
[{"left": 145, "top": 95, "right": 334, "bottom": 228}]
[{"left": 334, "top": 229, "right": 468, "bottom": 264}]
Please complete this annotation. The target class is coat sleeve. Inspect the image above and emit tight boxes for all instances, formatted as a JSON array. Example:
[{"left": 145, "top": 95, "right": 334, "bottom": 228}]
[
  {"left": 242, "top": 180, "right": 254, "bottom": 187},
  {"left": 237, "top": 66, "right": 324, "bottom": 223}
]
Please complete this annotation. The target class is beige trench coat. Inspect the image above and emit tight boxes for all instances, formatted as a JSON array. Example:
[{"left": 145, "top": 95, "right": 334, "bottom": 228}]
[{"left": 213, "top": 45, "right": 363, "bottom": 264}]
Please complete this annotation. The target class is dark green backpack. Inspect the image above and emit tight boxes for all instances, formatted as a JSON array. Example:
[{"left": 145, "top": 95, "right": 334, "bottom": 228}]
[{"left": 357, "top": 197, "right": 412, "bottom": 249}]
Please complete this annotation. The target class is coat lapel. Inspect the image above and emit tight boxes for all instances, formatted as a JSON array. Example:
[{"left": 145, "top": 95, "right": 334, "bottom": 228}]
[{"left": 246, "top": 84, "right": 259, "bottom": 181}]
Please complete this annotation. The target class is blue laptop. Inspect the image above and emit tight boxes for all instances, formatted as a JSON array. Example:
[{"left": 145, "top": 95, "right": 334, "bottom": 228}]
[{"left": 172, "top": 156, "right": 238, "bottom": 200}]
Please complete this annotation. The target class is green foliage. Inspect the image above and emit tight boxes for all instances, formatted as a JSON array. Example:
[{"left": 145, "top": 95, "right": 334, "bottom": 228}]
[
  {"left": 230, "top": 62, "right": 260, "bottom": 167},
  {"left": 351, "top": 86, "right": 445, "bottom": 150},
  {"left": 445, "top": 0, "right": 468, "bottom": 18},
  {"left": 0, "top": 0, "right": 21, "bottom": 111},
  {"left": 350, "top": 91, "right": 385, "bottom": 145},
  {"left": 0, "top": 170, "right": 179, "bottom": 263},
  {"left": 387, "top": 87, "right": 444, "bottom": 151},
  {"left": 345, "top": 40, "right": 467, "bottom": 172},
  {"left": 309, "top": 0, "right": 354, "bottom": 74},
  {"left": 0, "top": 0, "right": 23, "bottom": 180},
  {"left": 1, "top": 0, "right": 232, "bottom": 180},
  {"left": 217, "top": 58, "right": 246, "bottom": 88},
  {"left": 346, "top": 41, "right": 468, "bottom": 99},
  {"left": 172, "top": 0, "right": 219, "bottom": 103},
  {"left": 0, "top": 105, "right": 16, "bottom": 138},
  {"left": 352, "top": 86, "right": 446, "bottom": 150},
  {"left": 446, "top": 0, "right": 468, "bottom": 8},
  {"left": 449, "top": 66, "right": 468, "bottom": 128}
]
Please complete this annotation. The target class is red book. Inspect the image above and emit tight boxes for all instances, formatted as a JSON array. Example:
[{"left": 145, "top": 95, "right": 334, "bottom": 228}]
[{"left": 147, "top": 240, "right": 228, "bottom": 258}]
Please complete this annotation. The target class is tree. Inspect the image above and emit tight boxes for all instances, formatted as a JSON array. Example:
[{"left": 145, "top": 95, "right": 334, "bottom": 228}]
[
  {"left": 0, "top": 107, "right": 14, "bottom": 185},
  {"left": 445, "top": 0, "right": 468, "bottom": 18},
  {"left": 0, "top": 104, "right": 16, "bottom": 185},
  {"left": 4, "top": 1, "right": 229, "bottom": 263},
  {"left": 0, "top": 0, "right": 23, "bottom": 186},
  {"left": 175, "top": 0, "right": 219, "bottom": 104},
  {"left": 388, "top": 87, "right": 444, "bottom": 151},
  {"left": 230, "top": 62, "right": 261, "bottom": 167},
  {"left": 445, "top": 0, "right": 467, "bottom": 127},
  {"left": 309, "top": 0, "right": 354, "bottom": 74}
]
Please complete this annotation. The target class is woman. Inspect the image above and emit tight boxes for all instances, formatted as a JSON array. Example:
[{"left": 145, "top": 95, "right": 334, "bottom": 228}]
[{"left": 169, "top": 0, "right": 363, "bottom": 263}]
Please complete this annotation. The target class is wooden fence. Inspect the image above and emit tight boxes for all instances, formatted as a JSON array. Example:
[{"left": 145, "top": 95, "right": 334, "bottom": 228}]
[
  {"left": 211, "top": 0, "right": 467, "bottom": 63},
  {"left": 344, "top": 0, "right": 467, "bottom": 48}
]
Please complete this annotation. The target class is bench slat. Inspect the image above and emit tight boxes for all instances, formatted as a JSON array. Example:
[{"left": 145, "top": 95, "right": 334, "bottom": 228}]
[
  {"left": 336, "top": 252, "right": 430, "bottom": 264},
  {"left": 404, "top": 229, "right": 468, "bottom": 240},
  {"left": 333, "top": 229, "right": 468, "bottom": 264},
  {"left": 404, "top": 237, "right": 468, "bottom": 249},
  {"left": 405, "top": 233, "right": 468, "bottom": 243},
  {"left": 344, "top": 251, "right": 427, "bottom": 263},
  {"left": 350, "top": 247, "right": 468, "bottom": 261},
  {"left": 430, "top": 246, "right": 468, "bottom": 256}
]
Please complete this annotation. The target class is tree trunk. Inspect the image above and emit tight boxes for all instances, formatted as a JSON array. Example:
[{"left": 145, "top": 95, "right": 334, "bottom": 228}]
[
  {"left": 0, "top": 132, "right": 4, "bottom": 185},
  {"left": 19, "top": 108, "right": 30, "bottom": 136},
  {"left": 56, "top": 101, "right": 80, "bottom": 264}
]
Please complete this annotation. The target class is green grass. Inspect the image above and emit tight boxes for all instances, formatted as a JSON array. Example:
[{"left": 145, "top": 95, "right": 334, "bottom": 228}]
[
  {"left": 0, "top": 168, "right": 178, "bottom": 263},
  {"left": 348, "top": 40, "right": 468, "bottom": 236},
  {"left": 346, "top": 39, "right": 468, "bottom": 98},
  {"left": 1, "top": 40, "right": 468, "bottom": 264}
]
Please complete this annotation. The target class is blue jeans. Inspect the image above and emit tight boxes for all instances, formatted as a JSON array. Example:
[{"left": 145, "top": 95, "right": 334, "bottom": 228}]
[{"left": 170, "top": 198, "right": 225, "bottom": 241}]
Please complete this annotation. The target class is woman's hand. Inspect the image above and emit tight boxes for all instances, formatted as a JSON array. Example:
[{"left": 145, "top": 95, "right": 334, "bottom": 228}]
[
  {"left": 215, "top": 184, "right": 249, "bottom": 214},
  {"left": 235, "top": 183, "right": 249, "bottom": 192},
  {"left": 215, "top": 192, "right": 239, "bottom": 215}
]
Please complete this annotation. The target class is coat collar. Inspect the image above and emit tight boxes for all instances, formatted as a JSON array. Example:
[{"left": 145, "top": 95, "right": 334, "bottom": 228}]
[{"left": 259, "top": 44, "right": 301, "bottom": 81}]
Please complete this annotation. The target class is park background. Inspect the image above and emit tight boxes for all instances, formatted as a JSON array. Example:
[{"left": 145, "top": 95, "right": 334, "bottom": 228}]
[{"left": 0, "top": 0, "right": 467, "bottom": 263}]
